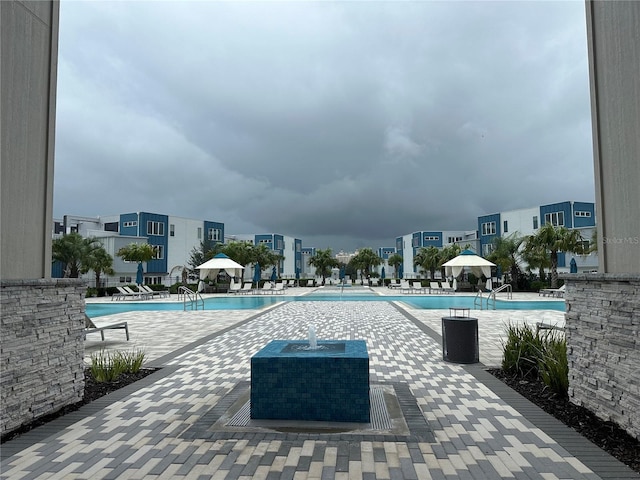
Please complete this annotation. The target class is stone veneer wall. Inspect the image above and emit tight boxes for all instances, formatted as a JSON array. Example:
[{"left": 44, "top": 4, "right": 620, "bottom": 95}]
[
  {"left": 564, "top": 274, "right": 640, "bottom": 440},
  {"left": 1, "top": 279, "right": 86, "bottom": 435}
]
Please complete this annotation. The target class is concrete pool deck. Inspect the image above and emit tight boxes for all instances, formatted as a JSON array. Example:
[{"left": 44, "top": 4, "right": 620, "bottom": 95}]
[{"left": 2, "top": 290, "right": 637, "bottom": 479}]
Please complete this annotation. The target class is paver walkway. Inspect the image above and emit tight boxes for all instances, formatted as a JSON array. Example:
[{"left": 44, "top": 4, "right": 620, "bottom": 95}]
[{"left": 1, "top": 293, "right": 637, "bottom": 479}]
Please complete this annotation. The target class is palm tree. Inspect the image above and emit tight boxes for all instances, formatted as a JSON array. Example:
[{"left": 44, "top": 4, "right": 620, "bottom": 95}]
[
  {"left": 350, "top": 248, "right": 382, "bottom": 284},
  {"left": 413, "top": 246, "right": 440, "bottom": 280},
  {"left": 387, "top": 253, "right": 403, "bottom": 279},
  {"left": 308, "top": 248, "right": 339, "bottom": 285},
  {"left": 439, "top": 244, "right": 461, "bottom": 278},
  {"left": 52, "top": 233, "right": 102, "bottom": 278},
  {"left": 520, "top": 239, "right": 551, "bottom": 284},
  {"left": 487, "top": 234, "right": 523, "bottom": 285},
  {"left": 84, "top": 247, "right": 115, "bottom": 290},
  {"left": 117, "top": 242, "right": 156, "bottom": 284},
  {"left": 523, "top": 223, "right": 585, "bottom": 288}
]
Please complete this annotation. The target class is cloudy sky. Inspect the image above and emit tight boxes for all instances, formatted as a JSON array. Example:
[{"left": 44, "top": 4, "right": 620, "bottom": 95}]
[{"left": 53, "top": 0, "right": 595, "bottom": 251}]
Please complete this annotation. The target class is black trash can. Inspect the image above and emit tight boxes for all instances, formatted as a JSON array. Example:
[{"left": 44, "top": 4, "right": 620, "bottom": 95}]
[{"left": 441, "top": 316, "right": 479, "bottom": 364}]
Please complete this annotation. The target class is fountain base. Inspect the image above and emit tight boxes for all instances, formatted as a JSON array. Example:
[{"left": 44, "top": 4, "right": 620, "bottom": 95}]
[{"left": 250, "top": 339, "right": 370, "bottom": 423}]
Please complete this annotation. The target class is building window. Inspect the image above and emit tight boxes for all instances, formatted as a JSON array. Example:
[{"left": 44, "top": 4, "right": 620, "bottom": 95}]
[
  {"left": 533, "top": 216, "right": 538, "bottom": 229},
  {"left": 481, "top": 222, "right": 496, "bottom": 236},
  {"left": 575, "top": 211, "right": 592, "bottom": 217},
  {"left": 123, "top": 221, "right": 137, "bottom": 228},
  {"left": 277, "top": 239, "right": 284, "bottom": 250},
  {"left": 208, "top": 228, "right": 221, "bottom": 241},
  {"left": 412, "top": 237, "right": 420, "bottom": 247},
  {"left": 104, "top": 222, "right": 119, "bottom": 232},
  {"left": 482, "top": 243, "right": 494, "bottom": 256},
  {"left": 147, "top": 221, "right": 164, "bottom": 236},
  {"left": 170, "top": 224, "right": 175, "bottom": 237},
  {"left": 503, "top": 221, "right": 508, "bottom": 233},
  {"left": 152, "top": 245, "right": 164, "bottom": 260},
  {"left": 259, "top": 239, "right": 271, "bottom": 244},
  {"left": 423, "top": 236, "right": 439, "bottom": 242},
  {"left": 447, "top": 236, "right": 462, "bottom": 243},
  {"left": 544, "top": 211, "right": 565, "bottom": 227},
  {"left": 197, "top": 227, "right": 202, "bottom": 239}
]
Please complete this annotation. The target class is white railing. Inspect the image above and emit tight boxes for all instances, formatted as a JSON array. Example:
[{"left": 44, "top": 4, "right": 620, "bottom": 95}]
[{"left": 178, "top": 286, "right": 204, "bottom": 311}]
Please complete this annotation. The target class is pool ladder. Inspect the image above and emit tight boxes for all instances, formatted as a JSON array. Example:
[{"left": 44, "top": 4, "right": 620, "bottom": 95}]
[
  {"left": 178, "top": 286, "right": 205, "bottom": 311},
  {"left": 474, "top": 283, "right": 512, "bottom": 310}
]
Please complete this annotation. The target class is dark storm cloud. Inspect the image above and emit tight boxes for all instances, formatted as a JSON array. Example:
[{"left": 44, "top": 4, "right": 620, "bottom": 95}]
[{"left": 53, "top": 1, "right": 594, "bottom": 250}]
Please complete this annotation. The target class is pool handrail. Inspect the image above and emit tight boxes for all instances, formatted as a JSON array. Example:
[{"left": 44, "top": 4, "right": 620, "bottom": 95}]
[{"left": 178, "top": 286, "right": 205, "bottom": 311}]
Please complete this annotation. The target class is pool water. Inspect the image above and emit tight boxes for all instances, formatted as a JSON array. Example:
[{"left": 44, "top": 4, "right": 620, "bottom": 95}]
[{"left": 86, "top": 294, "right": 564, "bottom": 317}]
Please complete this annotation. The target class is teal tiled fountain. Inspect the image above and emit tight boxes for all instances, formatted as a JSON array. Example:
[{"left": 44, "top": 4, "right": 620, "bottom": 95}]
[{"left": 250, "top": 338, "right": 370, "bottom": 423}]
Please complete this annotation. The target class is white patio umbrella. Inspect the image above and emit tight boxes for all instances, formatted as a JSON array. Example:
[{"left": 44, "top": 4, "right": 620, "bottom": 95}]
[
  {"left": 196, "top": 253, "right": 245, "bottom": 280},
  {"left": 441, "top": 250, "right": 496, "bottom": 279}
]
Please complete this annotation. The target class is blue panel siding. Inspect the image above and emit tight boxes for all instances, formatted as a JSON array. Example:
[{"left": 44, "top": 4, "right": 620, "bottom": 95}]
[
  {"left": 421, "top": 231, "right": 443, "bottom": 248},
  {"left": 294, "top": 239, "right": 302, "bottom": 272},
  {"left": 140, "top": 212, "right": 168, "bottom": 274},
  {"left": 378, "top": 248, "right": 395, "bottom": 259},
  {"left": 255, "top": 234, "right": 273, "bottom": 248},
  {"left": 203, "top": 221, "right": 224, "bottom": 243},
  {"left": 51, "top": 260, "right": 65, "bottom": 278},
  {"left": 120, "top": 213, "right": 140, "bottom": 236},
  {"left": 572, "top": 202, "right": 596, "bottom": 228},
  {"left": 478, "top": 213, "right": 501, "bottom": 254},
  {"left": 540, "top": 202, "right": 572, "bottom": 228},
  {"left": 557, "top": 252, "right": 566, "bottom": 268}
]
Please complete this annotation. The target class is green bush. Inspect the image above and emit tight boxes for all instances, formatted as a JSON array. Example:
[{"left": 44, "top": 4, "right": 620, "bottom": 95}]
[
  {"left": 502, "top": 323, "right": 544, "bottom": 378},
  {"left": 501, "top": 322, "right": 568, "bottom": 397},
  {"left": 89, "top": 349, "right": 146, "bottom": 383},
  {"left": 538, "top": 335, "right": 569, "bottom": 397}
]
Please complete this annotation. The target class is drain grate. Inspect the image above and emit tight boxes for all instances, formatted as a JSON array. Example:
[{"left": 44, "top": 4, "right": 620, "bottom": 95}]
[{"left": 227, "top": 386, "right": 391, "bottom": 430}]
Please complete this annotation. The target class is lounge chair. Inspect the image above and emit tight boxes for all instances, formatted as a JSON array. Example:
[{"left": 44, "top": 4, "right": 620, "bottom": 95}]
[
  {"left": 84, "top": 314, "right": 129, "bottom": 341},
  {"left": 411, "top": 281, "right": 426, "bottom": 294},
  {"left": 272, "top": 282, "right": 286, "bottom": 294},
  {"left": 113, "top": 286, "right": 138, "bottom": 301},
  {"left": 239, "top": 283, "right": 254, "bottom": 294},
  {"left": 228, "top": 282, "right": 242, "bottom": 294},
  {"left": 123, "top": 286, "right": 151, "bottom": 300},
  {"left": 429, "top": 282, "right": 443, "bottom": 294},
  {"left": 139, "top": 284, "right": 169, "bottom": 298},
  {"left": 259, "top": 282, "right": 274, "bottom": 294},
  {"left": 440, "top": 282, "right": 455, "bottom": 294},
  {"left": 539, "top": 284, "right": 566, "bottom": 298},
  {"left": 400, "top": 280, "right": 413, "bottom": 294}
]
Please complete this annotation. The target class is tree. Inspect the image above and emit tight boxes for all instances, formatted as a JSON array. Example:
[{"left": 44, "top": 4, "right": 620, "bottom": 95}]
[
  {"left": 520, "top": 239, "right": 551, "bottom": 284},
  {"left": 116, "top": 243, "right": 156, "bottom": 284},
  {"left": 52, "top": 233, "right": 102, "bottom": 278},
  {"left": 188, "top": 239, "right": 224, "bottom": 271},
  {"left": 84, "top": 247, "right": 115, "bottom": 289},
  {"left": 222, "top": 241, "right": 255, "bottom": 269},
  {"left": 487, "top": 234, "right": 523, "bottom": 285},
  {"left": 413, "top": 246, "right": 440, "bottom": 280},
  {"left": 387, "top": 253, "right": 403, "bottom": 279},
  {"left": 439, "top": 244, "right": 461, "bottom": 278},
  {"left": 523, "top": 223, "right": 585, "bottom": 288},
  {"left": 117, "top": 242, "right": 156, "bottom": 263},
  {"left": 308, "top": 248, "right": 339, "bottom": 285},
  {"left": 350, "top": 248, "right": 382, "bottom": 284}
]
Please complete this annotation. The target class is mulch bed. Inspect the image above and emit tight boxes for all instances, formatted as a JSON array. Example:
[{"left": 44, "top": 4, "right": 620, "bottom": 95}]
[{"left": 488, "top": 368, "right": 639, "bottom": 474}]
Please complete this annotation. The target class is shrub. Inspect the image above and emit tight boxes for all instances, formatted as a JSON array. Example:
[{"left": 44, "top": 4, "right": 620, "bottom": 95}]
[
  {"left": 501, "top": 322, "right": 568, "bottom": 397},
  {"left": 538, "top": 334, "right": 569, "bottom": 397},
  {"left": 89, "top": 349, "right": 146, "bottom": 383},
  {"left": 501, "top": 322, "right": 544, "bottom": 378}
]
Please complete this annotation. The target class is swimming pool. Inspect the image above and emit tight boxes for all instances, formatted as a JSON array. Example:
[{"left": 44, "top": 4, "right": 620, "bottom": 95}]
[{"left": 86, "top": 294, "right": 565, "bottom": 317}]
